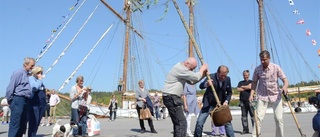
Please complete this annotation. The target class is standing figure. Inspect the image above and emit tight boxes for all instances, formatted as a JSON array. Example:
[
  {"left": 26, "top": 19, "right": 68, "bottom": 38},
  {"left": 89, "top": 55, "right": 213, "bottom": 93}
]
[
  {"left": 70, "top": 75, "right": 86, "bottom": 136},
  {"left": 49, "top": 89, "right": 60, "bottom": 124},
  {"left": 28, "top": 65, "right": 46, "bottom": 137},
  {"left": 237, "top": 70, "right": 254, "bottom": 134},
  {"left": 108, "top": 95, "right": 118, "bottom": 121},
  {"left": 1, "top": 97, "right": 10, "bottom": 124},
  {"left": 40, "top": 89, "right": 51, "bottom": 126},
  {"left": 162, "top": 57, "right": 208, "bottom": 137},
  {"left": 249, "top": 50, "right": 289, "bottom": 137},
  {"left": 194, "top": 65, "right": 235, "bottom": 137},
  {"left": 153, "top": 92, "right": 161, "bottom": 120},
  {"left": 6, "top": 57, "right": 35, "bottom": 137},
  {"left": 118, "top": 78, "right": 125, "bottom": 92},
  {"left": 78, "top": 87, "right": 91, "bottom": 136},
  {"left": 183, "top": 83, "right": 200, "bottom": 136},
  {"left": 135, "top": 80, "right": 157, "bottom": 134}
]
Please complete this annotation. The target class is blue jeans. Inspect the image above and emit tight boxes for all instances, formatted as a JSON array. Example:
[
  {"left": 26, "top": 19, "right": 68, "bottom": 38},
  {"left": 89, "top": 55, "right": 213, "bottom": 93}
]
[
  {"left": 154, "top": 106, "right": 160, "bottom": 119},
  {"left": 79, "top": 112, "right": 87, "bottom": 136},
  {"left": 71, "top": 108, "right": 79, "bottom": 135},
  {"left": 8, "top": 96, "right": 29, "bottom": 137},
  {"left": 194, "top": 106, "right": 234, "bottom": 137}
]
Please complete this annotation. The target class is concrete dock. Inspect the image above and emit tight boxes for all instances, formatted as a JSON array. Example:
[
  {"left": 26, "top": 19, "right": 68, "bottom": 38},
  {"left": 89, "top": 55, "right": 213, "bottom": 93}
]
[{"left": 0, "top": 112, "right": 316, "bottom": 137}]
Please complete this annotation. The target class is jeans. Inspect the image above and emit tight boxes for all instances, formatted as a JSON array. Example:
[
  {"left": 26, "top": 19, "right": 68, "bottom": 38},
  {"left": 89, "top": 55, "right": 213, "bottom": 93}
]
[
  {"left": 79, "top": 112, "right": 87, "bottom": 136},
  {"left": 163, "top": 95, "right": 187, "bottom": 137},
  {"left": 240, "top": 101, "right": 254, "bottom": 132},
  {"left": 194, "top": 106, "right": 234, "bottom": 137},
  {"left": 154, "top": 106, "right": 160, "bottom": 119},
  {"left": 71, "top": 108, "right": 79, "bottom": 135},
  {"left": 8, "top": 96, "right": 29, "bottom": 137}
]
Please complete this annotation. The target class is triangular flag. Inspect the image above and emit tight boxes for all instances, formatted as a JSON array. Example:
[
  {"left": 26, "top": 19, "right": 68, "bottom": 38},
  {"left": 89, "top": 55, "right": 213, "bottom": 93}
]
[
  {"left": 293, "top": 9, "right": 300, "bottom": 15},
  {"left": 312, "top": 39, "right": 317, "bottom": 46},
  {"left": 288, "top": 0, "right": 294, "bottom": 5},
  {"left": 318, "top": 64, "right": 320, "bottom": 68},
  {"left": 318, "top": 49, "right": 320, "bottom": 56},
  {"left": 296, "top": 19, "right": 304, "bottom": 24},
  {"left": 306, "top": 29, "right": 312, "bottom": 36}
]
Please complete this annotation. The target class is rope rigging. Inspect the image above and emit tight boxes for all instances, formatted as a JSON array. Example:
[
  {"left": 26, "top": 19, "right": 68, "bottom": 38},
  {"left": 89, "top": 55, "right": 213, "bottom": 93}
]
[
  {"left": 58, "top": 24, "right": 114, "bottom": 92},
  {"left": 36, "top": 0, "right": 88, "bottom": 62},
  {"left": 44, "top": 3, "right": 101, "bottom": 76}
]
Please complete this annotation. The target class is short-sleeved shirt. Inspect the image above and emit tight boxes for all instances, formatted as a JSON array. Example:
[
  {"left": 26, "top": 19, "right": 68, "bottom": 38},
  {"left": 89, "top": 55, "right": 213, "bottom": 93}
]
[
  {"left": 252, "top": 63, "right": 286, "bottom": 102},
  {"left": 237, "top": 80, "right": 252, "bottom": 102}
]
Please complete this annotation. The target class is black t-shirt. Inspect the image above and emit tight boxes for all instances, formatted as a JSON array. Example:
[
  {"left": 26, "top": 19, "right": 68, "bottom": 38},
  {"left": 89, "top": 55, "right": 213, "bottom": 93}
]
[{"left": 237, "top": 80, "right": 252, "bottom": 102}]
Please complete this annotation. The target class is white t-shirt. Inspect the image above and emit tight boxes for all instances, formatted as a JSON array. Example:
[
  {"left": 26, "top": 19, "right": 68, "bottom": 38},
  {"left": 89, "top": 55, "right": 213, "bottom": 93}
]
[{"left": 1, "top": 98, "right": 9, "bottom": 110}]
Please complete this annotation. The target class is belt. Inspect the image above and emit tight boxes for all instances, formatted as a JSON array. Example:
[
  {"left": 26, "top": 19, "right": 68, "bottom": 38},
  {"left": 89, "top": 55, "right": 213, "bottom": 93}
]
[{"left": 162, "top": 93, "right": 179, "bottom": 97}]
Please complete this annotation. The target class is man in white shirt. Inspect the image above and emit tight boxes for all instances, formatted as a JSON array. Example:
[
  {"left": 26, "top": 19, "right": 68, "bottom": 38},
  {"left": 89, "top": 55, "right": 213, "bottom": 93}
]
[
  {"left": 1, "top": 98, "right": 10, "bottom": 124},
  {"left": 49, "top": 90, "right": 60, "bottom": 124}
]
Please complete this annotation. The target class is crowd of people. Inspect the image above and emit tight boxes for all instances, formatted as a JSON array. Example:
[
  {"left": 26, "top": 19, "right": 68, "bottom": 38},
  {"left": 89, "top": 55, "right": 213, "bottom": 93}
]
[{"left": 2, "top": 50, "right": 320, "bottom": 137}]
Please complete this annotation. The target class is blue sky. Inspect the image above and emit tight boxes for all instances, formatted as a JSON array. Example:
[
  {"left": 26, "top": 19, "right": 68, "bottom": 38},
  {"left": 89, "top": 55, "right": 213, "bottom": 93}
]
[{"left": 0, "top": 0, "right": 319, "bottom": 96}]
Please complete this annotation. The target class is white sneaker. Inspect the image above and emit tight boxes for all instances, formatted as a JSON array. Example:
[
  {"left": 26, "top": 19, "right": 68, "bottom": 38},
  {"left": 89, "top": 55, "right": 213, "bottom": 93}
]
[
  {"left": 46, "top": 123, "right": 50, "bottom": 126},
  {"left": 202, "top": 132, "right": 206, "bottom": 136},
  {"left": 187, "top": 132, "right": 193, "bottom": 136},
  {"left": 40, "top": 123, "right": 45, "bottom": 126}
]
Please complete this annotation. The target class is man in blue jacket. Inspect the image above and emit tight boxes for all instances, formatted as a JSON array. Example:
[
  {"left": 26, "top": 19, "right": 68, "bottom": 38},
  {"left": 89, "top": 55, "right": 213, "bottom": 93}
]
[
  {"left": 6, "top": 57, "right": 35, "bottom": 137},
  {"left": 194, "top": 65, "right": 234, "bottom": 137}
]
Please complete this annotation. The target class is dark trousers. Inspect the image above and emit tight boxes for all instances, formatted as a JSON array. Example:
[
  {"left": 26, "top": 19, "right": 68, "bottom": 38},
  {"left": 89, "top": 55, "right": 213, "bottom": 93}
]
[
  {"left": 136, "top": 106, "right": 155, "bottom": 130},
  {"left": 240, "top": 101, "right": 255, "bottom": 132},
  {"left": 117, "top": 85, "right": 122, "bottom": 91},
  {"left": 71, "top": 108, "right": 79, "bottom": 135},
  {"left": 109, "top": 110, "right": 117, "bottom": 120},
  {"left": 28, "top": 104, "right": 46, "bottom": 137},
  {"left": 163, "top": 95, "right": 187, "bottom": 137},
  {"left": 8, "top": 96, "right": 29, "bottom": 137}
]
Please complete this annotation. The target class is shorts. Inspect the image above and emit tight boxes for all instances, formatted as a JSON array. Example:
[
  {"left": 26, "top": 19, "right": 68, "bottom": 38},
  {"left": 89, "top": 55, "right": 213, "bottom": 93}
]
[{"left": 3, "top": 108, "right": 10, "bottom": 116}]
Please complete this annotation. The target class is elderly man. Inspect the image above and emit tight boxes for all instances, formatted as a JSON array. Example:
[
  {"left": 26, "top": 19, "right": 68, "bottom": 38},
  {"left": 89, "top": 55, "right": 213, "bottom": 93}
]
[
  {"left": 194, "top": 65, "right": 234, "bottom": 137},
  {"left": 162, "top": 57, "right": 208, "bottom": 137},
  {"left": 6, "top": 57, "right": 35, "bottom": 137}
]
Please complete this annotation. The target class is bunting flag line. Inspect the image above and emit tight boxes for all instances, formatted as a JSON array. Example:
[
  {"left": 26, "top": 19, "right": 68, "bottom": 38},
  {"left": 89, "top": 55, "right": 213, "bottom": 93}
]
[
  {"left": 296, "top": 19, "right": 304, "bottom": 24},
  {"left": 312, "top": 39, "right": 317, "bottom": 46},
  {"left": 36, "top": 0, "right": 81, "bottom": 62},
  {"left": 36, "top": 0, "right": 88, "bottom": 62},
  {"left": 44, "top": 3, "right": 100, "bottom": 76}
]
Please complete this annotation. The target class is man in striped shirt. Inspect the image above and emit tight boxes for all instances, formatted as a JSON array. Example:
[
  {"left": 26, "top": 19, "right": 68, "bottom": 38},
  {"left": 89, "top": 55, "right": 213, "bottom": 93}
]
[{"left": 249, "top": 50, "right": 289, "bottom": 137}]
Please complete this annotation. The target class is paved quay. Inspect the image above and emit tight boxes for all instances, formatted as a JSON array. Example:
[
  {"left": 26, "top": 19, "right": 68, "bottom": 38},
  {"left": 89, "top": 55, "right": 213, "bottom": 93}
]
[{"left": 0, "top": 112, "right": 316, "bottom": 137}]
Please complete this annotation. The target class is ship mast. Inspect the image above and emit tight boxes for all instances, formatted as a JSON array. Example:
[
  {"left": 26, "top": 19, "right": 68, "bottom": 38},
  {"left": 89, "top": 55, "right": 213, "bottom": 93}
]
[
  {"left": 258, "top": 0, "right": 265, "bottom": 51},
  {"left": 100, "top": 0, "right": 142, "bottom": 108}
]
